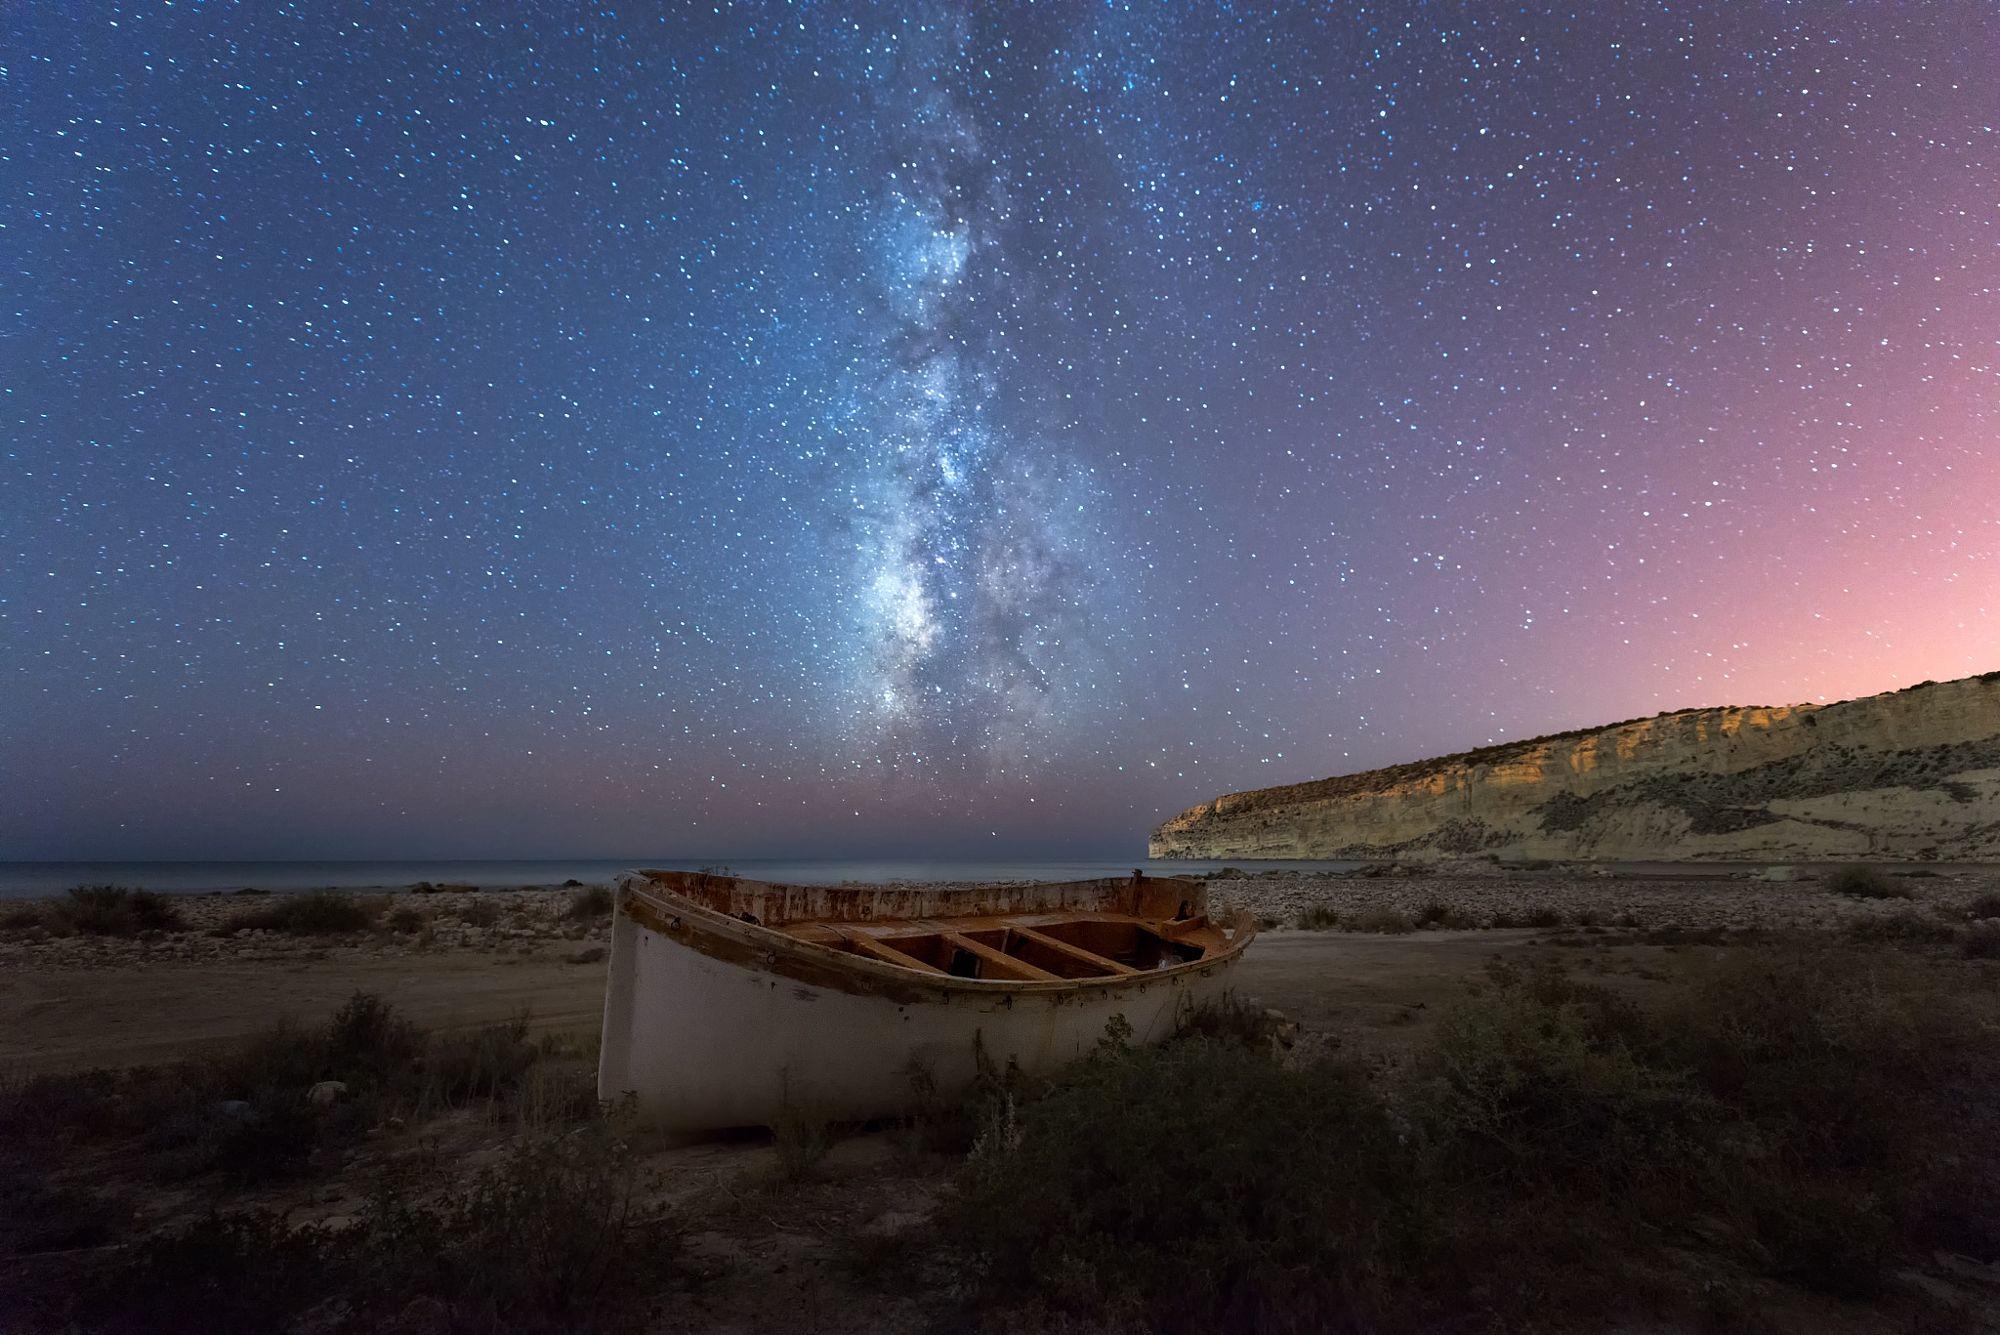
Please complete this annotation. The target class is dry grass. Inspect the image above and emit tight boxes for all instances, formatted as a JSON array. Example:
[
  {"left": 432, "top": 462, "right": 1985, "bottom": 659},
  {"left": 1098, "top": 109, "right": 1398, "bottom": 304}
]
[
  {"left": 223, "top": 890, "right": 380, "bottom": 936},
  {"left": 1, "top": 886, "right": 187, "bottom": 937},
  {"left": 565, "top": 884, "right": 615, "bottom": 920},
  {"left": 1826, "top": 864, "right": 1911, "bottom": 900},
  {"left": 1346, "top": 905, "right": 1416, "bottom": 934},
  {"left": 948, "top": 943, "right": 2000, "bottom": 1330}
]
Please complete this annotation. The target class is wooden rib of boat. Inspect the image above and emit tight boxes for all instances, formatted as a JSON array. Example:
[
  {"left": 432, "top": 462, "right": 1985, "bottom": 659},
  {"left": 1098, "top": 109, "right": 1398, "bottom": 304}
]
[{"left": 597, "top": 868, "right": 1258, "bottom": 1132}]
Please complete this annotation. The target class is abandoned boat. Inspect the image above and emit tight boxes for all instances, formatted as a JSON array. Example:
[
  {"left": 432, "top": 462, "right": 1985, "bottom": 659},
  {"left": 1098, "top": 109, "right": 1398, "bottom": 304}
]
[{"left": 597, "top": 868, "right": 1257, "bottom": 1131}]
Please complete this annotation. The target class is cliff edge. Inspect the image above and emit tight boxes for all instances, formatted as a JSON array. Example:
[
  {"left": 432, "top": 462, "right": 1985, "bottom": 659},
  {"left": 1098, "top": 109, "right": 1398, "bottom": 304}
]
[{"left": 1149, "top": 672, "right": 2000, "bottom": 862}]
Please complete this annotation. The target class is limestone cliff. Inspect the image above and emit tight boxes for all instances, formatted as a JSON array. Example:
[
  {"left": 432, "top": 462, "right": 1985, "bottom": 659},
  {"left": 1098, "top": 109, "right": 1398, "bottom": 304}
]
[{"left": 1149, "top": 672, "right": 2000, "bottom": 862}]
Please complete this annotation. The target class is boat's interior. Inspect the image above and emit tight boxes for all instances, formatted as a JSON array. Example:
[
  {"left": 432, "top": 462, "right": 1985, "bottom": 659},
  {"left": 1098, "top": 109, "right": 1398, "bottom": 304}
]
[
  {"left": 626, "top": 869, "right": 1235, "bottom": 982},
  {"left": 784, "top": 911, "right": 1222, "bottom": 982}
]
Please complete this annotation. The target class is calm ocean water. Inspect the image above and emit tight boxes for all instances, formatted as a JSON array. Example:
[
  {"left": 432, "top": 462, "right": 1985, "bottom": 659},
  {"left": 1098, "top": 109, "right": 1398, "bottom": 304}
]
[{"left": 0, "top": 857, "right": 1370, "bottom": 900}]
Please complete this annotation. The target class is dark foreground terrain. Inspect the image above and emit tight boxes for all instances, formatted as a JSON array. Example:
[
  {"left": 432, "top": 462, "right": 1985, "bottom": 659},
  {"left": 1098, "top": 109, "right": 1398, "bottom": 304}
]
[{"left": 4, "top": 867, "right": 2000, "bottom": 1333}]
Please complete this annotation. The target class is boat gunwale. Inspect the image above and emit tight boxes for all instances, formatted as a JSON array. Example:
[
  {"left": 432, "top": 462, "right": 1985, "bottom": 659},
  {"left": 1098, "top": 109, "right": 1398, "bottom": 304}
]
[{"left": 615, "top": 871, "right": 1258, "bottom": 1000}]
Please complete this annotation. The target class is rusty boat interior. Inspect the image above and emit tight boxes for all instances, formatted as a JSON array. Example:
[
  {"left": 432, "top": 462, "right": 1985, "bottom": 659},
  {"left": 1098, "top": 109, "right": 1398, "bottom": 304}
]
[{"left": 624, "top": 869, "right": 1249, "bottom": 984}]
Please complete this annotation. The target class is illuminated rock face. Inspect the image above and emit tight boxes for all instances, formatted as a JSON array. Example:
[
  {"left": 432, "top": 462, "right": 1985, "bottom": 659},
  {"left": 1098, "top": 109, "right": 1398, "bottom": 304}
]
[{"left": 1149, "top": 673, "right": 2000, "bottom": 862}]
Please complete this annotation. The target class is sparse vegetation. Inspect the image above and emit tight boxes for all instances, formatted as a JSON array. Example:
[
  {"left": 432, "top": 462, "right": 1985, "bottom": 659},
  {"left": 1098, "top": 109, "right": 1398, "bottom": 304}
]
[
  {"left": 954, "top": 1033, "right": 1416, "bottom": 1330},
  {"left": 1963, "top": 925, "right": 2000, "bottom": 960},
  {"left": 1413, "top": 898, "right": 1479, "bottom": 929},
  {"left": 89, "top": 1126, "right": 670, "bottom": 1334},
  {"left": 1827, "top": 864, "right": 1910, "bottom": 900},
  {"left": 1292, "top": 903, "right": 1340, "bottom": 930},
  {"left": 949, "top": 944, "right": 2000, "bottom": 1329},
  {"left": 1346, "top": 904, "right": 1415, "bottom": 934},
  {"left": 0, "top": 885, "right": 188, "bottom": 937},
  {"left": 1841, "top": 908, "right": 1958, "bottom": 945},
  {"left": 225, "top": 890, "right": 379, "bottom": 936},
  {"left": 0, "top": 993, "right": 580, "bottom": 1191},
  {"left": 565, "top": 884, "right": 614, "bottom": 920},
  {"left": 456, "top": 898, "right": 503, "bottom": 928},
  {"left": 1967, "top": 892, "right": 2000, "bottom": 920},
  {"left": 771, "top": 1106, "right": 834, "bottom": 1181}
]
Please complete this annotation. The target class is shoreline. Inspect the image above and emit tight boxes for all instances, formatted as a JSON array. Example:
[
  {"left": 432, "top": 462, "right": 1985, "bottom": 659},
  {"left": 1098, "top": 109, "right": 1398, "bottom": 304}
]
[{"left": 7, "top": 856, "right": 2000, "bottom": 901}]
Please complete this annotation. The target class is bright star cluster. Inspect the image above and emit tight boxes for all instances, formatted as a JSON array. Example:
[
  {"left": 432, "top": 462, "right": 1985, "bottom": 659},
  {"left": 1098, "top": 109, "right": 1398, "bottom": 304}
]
[{"left": 3, "top": 3, "right": 1995, "bottom": 859}]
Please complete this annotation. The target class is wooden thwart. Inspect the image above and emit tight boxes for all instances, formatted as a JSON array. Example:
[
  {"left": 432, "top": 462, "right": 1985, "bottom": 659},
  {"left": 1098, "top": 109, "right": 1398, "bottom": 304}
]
[
  {"left": 1009, "top": 924, "right": 1137, "bottom": 976},
  {"left": 833, "top": 926, "right": 946, "bottom": 975},
  {"left": 941, "top": 931, "right": 1061, "bottom": 982}
]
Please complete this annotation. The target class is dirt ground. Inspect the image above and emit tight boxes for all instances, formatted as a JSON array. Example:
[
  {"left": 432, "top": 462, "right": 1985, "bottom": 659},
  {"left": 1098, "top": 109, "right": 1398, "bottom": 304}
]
[
  {"left": 5, "top": 872, "right": 1997, "bottom": 1335},
  {"left": 1, "top": 927, "right": 1598, "bottom": 1075}
]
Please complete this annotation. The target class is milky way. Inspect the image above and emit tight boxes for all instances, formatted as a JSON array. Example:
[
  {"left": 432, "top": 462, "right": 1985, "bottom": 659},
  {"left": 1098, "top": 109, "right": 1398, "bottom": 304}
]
[{"left": 3, "top": 3, "right": 1996, "bottom": 859}]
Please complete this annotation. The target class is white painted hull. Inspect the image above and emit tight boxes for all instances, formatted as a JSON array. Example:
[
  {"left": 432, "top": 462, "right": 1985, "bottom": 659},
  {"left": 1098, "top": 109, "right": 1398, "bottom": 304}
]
[{"left": 597, "top": 877, "right": 1252, "bottom": 1131}]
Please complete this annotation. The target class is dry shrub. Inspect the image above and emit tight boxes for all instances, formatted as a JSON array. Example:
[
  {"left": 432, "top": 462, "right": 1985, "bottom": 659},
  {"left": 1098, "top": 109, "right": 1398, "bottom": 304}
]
[
  {"left": 94, "top": 1127, "right": 670, "bottom": 1334},
  {"left": 949, "top": 944, "right": 2000, "bottom": 1329},
  {"left": 29, "top": 886, "right": 187, "bottom": 936},
  {"left": 1826, "top": 865, "right": 1910, "bottom": 900},
  {"left": 1292, "top": 904, "right": 1341, "bottom": 930},
  {"left": 1348, "top": 905, "right": 1415, "bottom": 934},
  {"left": 1841, "top": 908, "right": 1957, "bottom": 945},
  {"left": 953, "top": 1034, "right": 1418, "bottom": 1331},
  {"left": 226, "top": 890, "right": 378, "bottom": 936},
  {"left": 771, "top": 1106, "right": 834, "bottom": 1182},
  {"left": 0, "top": 994, "right": 571, "bottom": 1190},
  {"left": 456, "top": 898, "right": 502, "bottom": 928},
  {"left": 386, "top": 905, "right": 427, "bottom": 934},
  {"left": 565, "top": 884, "right": 614, "bottom": 920}
]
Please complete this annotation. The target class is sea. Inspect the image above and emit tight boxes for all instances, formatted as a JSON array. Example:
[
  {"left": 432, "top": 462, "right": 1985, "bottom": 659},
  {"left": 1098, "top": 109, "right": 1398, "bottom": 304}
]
[{"left": 0, "top": 857, "right": 1371, "bottom": 900}]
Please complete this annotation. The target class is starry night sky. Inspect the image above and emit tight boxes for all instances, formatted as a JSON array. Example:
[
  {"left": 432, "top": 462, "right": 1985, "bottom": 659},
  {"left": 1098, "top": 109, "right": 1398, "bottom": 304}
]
[{"left": 4, "top": 3, "right": 1997, "bottom": 860}]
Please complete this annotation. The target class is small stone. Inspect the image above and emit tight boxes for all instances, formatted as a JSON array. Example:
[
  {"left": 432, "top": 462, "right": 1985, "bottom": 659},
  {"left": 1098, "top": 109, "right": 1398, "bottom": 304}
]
[{"left": 307, "top": 1079, "right": 349, "bottom": 1106}]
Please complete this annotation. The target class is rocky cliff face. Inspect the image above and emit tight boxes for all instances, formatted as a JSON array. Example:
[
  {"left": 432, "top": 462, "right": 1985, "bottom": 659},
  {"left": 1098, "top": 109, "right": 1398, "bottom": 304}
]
[{"left": 1150, "top": 672, "right": 2000, "bottom": 862}]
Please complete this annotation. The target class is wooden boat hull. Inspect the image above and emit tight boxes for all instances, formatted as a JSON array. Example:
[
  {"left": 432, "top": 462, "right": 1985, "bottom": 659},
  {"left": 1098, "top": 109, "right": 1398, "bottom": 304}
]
[{"left": 597, "top": 870, "right": 1256, "bottom": 1131}]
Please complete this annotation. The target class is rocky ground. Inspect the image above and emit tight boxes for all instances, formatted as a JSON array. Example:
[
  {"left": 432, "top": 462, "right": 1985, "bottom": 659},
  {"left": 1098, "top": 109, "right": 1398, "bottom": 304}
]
[
  {"left": 0, "top": 883, "right": 614, "bottom": 972},
  {"left": 1205, "top": 861, "right": 2000, "bottom": 933},
  {"left": 3, "top": 864, "right": 1996, "bottom": 977}
]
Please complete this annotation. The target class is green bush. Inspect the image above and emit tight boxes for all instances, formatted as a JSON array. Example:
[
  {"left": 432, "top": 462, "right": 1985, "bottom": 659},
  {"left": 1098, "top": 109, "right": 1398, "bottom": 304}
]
[{"left": 1826, "top": 865, "right": 1909, "bottom": 900}]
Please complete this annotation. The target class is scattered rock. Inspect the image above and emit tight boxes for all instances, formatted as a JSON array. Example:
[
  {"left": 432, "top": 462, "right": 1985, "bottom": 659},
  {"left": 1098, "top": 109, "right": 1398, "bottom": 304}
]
[
  {"left": 569, "top": 945, "right": 608, "bottom": 965},
  {"left": 307, "top": 1080, "right": 349, "bottom": 1107}
]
